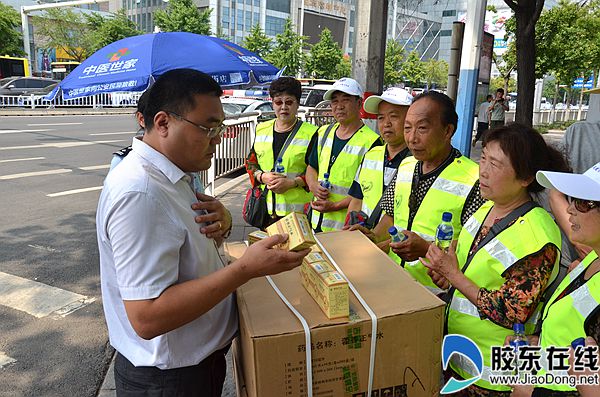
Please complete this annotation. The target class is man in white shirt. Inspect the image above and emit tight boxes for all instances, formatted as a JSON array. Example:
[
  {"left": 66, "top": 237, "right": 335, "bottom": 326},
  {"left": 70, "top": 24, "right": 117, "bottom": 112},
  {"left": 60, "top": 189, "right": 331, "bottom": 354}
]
[
  {"left": 96, "top": 68, "right": 309, "bottom": 396},
  {"left": 472, "top": 94, "right": 492, "bottom": 147}
]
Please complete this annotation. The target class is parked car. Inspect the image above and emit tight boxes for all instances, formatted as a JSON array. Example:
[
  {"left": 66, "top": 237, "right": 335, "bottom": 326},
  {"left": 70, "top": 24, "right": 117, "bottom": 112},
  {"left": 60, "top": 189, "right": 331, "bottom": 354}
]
[
  {"left": 299, "top": 84, "right": 334, "bottom": 108},
  {"left": 0, "top": 76, "right": 58, "bottom": 96},
  {"left": 221, "top": 97, "right": 273, "bottom": 115}
]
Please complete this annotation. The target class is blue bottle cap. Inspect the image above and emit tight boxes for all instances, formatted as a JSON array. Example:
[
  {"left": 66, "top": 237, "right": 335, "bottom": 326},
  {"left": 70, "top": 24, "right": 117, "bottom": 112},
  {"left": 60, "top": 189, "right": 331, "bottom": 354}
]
[
  {"left": 571, "top": 337, "right": 586, "bottom": 348},
  {"left": 388, "top": 226, "right": 398, "bottom": 235},
  {"left": 513, "top": 323, "right": 525, "bottom": 333},
  {"left": 442, "top": 212, "right": 453, "bottom": 222}
]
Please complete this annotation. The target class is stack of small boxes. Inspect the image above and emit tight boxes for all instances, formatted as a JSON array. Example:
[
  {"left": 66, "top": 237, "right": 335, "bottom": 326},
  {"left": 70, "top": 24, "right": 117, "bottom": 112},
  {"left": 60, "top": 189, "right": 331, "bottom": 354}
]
[
  {"left": 299, "top": 246, "right": 349, "bottom": 319},
  {"left": 248, "top": 213, "right": 349, "bottom": 319},
  {"left": 248, "top": 212, "right": 349, "bottom": 320}
]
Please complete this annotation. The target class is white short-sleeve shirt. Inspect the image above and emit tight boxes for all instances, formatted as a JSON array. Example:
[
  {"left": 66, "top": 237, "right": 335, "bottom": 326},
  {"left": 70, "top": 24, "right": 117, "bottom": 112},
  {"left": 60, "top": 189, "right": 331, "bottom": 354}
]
[{"left": 96, "top": 137, "right": 237, "bottom": 369}]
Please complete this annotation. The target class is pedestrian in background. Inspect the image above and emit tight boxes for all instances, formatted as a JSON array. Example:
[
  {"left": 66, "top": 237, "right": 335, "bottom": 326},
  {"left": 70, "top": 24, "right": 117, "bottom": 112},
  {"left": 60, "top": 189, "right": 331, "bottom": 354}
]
[
  {"left": 488, "top": 88, "right": 509, "bottom": 130},
  {"left": 472, "top": 94, "right": 492, "bottom": 147}
]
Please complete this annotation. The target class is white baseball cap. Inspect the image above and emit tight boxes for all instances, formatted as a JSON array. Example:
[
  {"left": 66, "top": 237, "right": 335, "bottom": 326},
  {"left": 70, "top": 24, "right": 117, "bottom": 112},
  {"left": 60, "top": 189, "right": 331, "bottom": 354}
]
[
  {"left": 323, "top": 77, "right": 364, "bottom": 100},
  {"left": 536, "top": 161, "right": 600, "bottom": 201},
  {"left": 363, "top": 87, "right": 413, "bottom": 114}
]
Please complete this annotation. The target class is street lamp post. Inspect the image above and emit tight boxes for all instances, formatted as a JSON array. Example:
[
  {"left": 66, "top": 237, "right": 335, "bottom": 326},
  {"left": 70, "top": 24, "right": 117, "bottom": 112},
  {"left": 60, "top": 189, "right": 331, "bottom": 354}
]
[{"left": 20, "top": 0, "right": 109, "bottom": 76}]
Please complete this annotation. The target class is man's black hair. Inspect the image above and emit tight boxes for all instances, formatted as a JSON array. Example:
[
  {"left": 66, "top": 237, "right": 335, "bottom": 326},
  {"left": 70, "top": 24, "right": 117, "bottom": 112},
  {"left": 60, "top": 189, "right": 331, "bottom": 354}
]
[
  {"left": 412, "top": 90, "right": 459, "bottom": 132},
  {"left": 143, "top": 68, "right": 223, "bottom": 130}
]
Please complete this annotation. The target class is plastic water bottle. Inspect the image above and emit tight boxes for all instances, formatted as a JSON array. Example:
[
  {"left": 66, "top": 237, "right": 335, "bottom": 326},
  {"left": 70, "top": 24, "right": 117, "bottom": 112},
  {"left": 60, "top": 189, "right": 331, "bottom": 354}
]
[
  {"left": 320, "top": 172, "right": 331, "bottom": 189},
  {"left": 274, "top": 157, "right": 285, "bottom": 174},
  {"left": 571, "top": 337, "right": 586, "bottom": 349},
  {"left": 510, "top": 323, "right": 528, "bottom": 374},
  {"left": 435, "top": 212, "right": 454, "bottom": 252},
  {"left": 389, "top": 226, "right": 407, "bottom": 243}
]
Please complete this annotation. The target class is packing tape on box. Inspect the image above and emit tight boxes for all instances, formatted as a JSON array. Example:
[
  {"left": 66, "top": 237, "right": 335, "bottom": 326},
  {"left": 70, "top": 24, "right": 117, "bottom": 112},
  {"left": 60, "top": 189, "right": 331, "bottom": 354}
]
[
  {"left": 316, "top": 238, "right": 378, "bottom": 397},
  {"left": 265, "top": 275, "right": 314, "bottom": 397},
  {"left": 264, "top": 238, "right": 378, "bottom": 397}
]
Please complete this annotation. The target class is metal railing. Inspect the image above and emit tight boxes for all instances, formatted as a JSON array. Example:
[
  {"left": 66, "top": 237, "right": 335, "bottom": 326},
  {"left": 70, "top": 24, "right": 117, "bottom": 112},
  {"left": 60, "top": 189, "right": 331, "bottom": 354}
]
[
  {"left": 505, "top": 109, "right": 589, "bottom": 126},
  {"left": 201, "top": 113, "right": 258, "bottom": 195},
  {"left": 0, "top": 92, "right": 141, "bottom": 109}
]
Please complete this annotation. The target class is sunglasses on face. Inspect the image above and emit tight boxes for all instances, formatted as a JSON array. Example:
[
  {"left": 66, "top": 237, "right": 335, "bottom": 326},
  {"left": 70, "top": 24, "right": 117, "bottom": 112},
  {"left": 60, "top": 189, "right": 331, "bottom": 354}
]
[
  {"left": 568, "top": 196, "right": 599, "bottom": 213},
  {"left": 273, "top": 99, "right": 297, "bottom": 107},
  {"left": 165, "top": 111, "right": 227, "bottom": 138}
]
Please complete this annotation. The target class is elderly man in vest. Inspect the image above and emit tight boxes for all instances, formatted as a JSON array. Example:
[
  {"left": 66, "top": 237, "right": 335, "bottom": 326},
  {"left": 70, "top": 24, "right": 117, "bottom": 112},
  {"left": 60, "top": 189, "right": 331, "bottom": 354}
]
[
  {"left": 305, "top": 77, "right": 382, "bottom": 232},
  {"left": 357, "top": 91, "right": 485, "bottom": 294},
  {"left": 345, "top": 87, "right": 413, "bottom": 229}
]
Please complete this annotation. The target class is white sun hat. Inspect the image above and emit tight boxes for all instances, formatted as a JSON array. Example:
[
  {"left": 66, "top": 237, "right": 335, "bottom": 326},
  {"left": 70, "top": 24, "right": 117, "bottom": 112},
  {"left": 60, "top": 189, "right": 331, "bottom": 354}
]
[
  {"left": 323, "top": 77, "right": 364, "bottom": 100},
  {"left": 536, "top": 161, "right": 600, "bottom": 201},
  {"left": 363, "top": 87, "right": 413, "bottom": 114}
]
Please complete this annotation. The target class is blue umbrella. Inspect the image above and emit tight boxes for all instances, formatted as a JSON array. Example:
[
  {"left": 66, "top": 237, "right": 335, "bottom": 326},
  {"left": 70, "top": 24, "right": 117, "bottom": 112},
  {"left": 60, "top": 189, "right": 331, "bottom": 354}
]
[{"left": 47, "top": 32, "right": 280, "bottom": 100}]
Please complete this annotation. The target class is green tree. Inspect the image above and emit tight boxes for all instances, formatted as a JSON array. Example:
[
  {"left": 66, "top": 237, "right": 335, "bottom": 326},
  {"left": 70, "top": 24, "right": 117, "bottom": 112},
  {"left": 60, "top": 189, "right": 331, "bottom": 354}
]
[
  {"left": 383, "top": 40, "right": 405, "bottom": 87},
  {"left": 305, "top": 28, "right": 343, "bottom": 79},
  {"left": 503, "top": 0, "right": 545, "bottom": 125},
  {"left": 491, "top": 46, "right": 516, "bottom": 97},
  {"left": 335, "top": 54, "right": 352, "bottom": 79},
  {"left": 33, "top": 8, "right": 92, "bottom": 62},
  {"left": 490, "top": 75, "right": 517, "bottom": 93},
  {"left": 242, "top": 24, "right": 272, "bottom": 58},
  {"left": 401, "top": 51, "right": 424, "bottom": 87},
  {"left": 422, "top": 58, "right": 448, "bottom": 89},
  {"left": 154, "top": 0, "right": 212, "bottom": 35},
  {"left": 266, "top": 18, "right": 306, "bottom": 76},
  {"left": 86, "top": 10, "right": 141, "bottom": 54},
  {"left": 0, "top": 2, "right": 24, "bottom": 56},
  {"left": 533, "top": 0, "right": 600, "bottom": 111}
]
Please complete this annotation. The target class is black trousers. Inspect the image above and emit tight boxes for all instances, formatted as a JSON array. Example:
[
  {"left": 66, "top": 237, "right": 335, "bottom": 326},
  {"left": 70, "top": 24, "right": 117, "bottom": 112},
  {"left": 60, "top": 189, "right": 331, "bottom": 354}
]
[
  {"left": 114, "top": 345, "right": 229, "bottom": 397},
  {"left": 475, "top": 122, "right": 489, "bottom": 142}
]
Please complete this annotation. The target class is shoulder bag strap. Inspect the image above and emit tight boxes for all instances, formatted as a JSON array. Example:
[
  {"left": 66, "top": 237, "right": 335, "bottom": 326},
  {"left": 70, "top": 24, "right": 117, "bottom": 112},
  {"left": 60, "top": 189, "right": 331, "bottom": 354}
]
[{"left": 443, "top": 201, "right": 539, "bottom": 322}]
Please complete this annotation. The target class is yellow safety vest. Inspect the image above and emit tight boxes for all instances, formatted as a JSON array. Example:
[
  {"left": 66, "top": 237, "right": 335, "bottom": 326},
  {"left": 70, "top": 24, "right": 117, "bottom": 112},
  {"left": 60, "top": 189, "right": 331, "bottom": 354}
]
[
  {"left": 391, "top": 155, "right": 479, "bottom": 292},
  {"left": 311, "top": 122, "right": 381, "bottom": 232},
  {"left": 358, "top": 145, "right": 387, "bottom": 218},
  {"left": 537, "top": 252, "right": 600, "bottom": 392},
  {"left": 254, "top": 119, "right": 317, "bottom": 216},
  {"left": 447, "top": 201, "right": 561, "bottom": 391}
]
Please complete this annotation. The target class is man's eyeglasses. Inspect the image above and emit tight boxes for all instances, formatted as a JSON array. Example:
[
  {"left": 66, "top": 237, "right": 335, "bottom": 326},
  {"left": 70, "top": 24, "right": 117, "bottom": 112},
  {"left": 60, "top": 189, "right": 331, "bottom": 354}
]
[
  {"left": 568, "top": 196, "right": 599, "bottom": 213},
  {"left": 166, "top": 111, "right": 227, "bottom": 138}
]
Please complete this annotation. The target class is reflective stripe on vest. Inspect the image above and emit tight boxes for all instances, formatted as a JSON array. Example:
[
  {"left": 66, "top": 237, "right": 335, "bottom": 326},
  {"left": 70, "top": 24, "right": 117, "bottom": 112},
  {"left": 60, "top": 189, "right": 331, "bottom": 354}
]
[
  {"left": 390, "top": 155, "right": 480, "bottom": 288},
  {"left": 538, "top": 252, "right": 600, "bottom": 391},
  {"left": 311, "top": 123, "right": 381, "bottom": 232},
  {"left": 358, "top": 145, "right": 386, "bottom": 217},
  {"left": 254, "top": 119, "right": 317, "bottom": 216},
  {"left": 448, "top": 202, "right": 561, "bottom": 391}
]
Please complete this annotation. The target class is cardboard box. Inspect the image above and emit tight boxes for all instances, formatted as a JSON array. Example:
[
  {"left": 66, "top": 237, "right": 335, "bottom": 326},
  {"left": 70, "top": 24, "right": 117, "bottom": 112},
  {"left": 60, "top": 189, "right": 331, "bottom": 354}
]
[
  {"left": 300, "top": 261, "right": 349, "bottom": 319},
  {"left": 235, "top": 231, "right": 445, "bottom": 397},
  {"left": 266, "top": 212, "right": 316, "bottom": 251}
]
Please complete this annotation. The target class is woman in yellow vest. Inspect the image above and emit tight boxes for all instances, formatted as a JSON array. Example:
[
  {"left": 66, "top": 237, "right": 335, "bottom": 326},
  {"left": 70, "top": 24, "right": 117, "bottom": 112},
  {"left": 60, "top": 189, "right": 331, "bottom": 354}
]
[
  {"left": 506, "top": 162, "right": 600, "bottom": 397},
  {"left": 245, "top": 77, "right": 318, "bottom": 226},
  {"left": 421, "top": 124, "right": 570, "bottom": 396}
]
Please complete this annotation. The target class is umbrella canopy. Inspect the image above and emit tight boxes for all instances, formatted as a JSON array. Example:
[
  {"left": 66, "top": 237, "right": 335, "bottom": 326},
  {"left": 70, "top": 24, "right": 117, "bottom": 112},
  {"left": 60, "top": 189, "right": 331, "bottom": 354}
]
[{"left": 47, "top": 32, "right": 279, "bottom": 100}]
